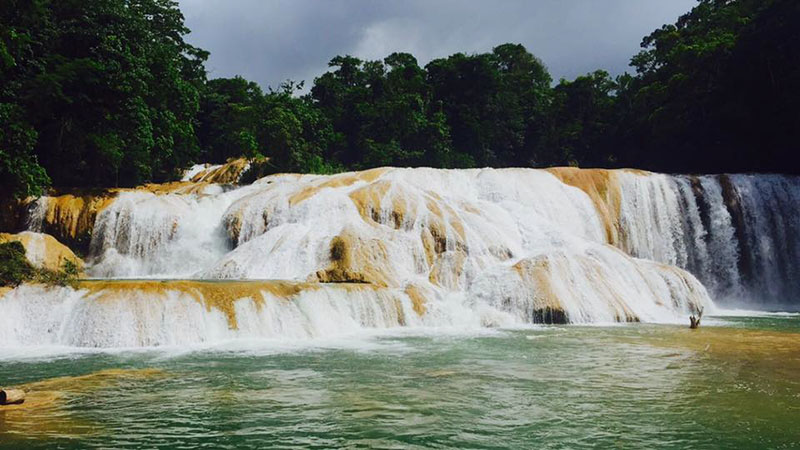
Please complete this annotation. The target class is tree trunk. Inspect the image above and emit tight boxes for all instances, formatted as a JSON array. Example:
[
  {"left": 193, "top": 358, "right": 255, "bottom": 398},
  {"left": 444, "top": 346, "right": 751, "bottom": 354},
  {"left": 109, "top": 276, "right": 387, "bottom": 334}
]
[{"left": 0, "top": 389, "right": 25, "bottom": 405}]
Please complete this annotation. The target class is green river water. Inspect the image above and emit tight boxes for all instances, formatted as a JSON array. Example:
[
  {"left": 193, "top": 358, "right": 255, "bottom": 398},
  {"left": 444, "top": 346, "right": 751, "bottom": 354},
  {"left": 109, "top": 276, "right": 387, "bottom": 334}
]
[{"left": 1, "top": 314, "right": 799, "bottom": 449}]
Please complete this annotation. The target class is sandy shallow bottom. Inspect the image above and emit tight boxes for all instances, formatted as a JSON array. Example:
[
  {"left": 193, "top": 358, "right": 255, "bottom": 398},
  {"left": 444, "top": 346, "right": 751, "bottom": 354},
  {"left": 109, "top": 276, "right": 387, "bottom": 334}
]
[{"left": 1, "top": 314, "right": 799, "bottom": 449}]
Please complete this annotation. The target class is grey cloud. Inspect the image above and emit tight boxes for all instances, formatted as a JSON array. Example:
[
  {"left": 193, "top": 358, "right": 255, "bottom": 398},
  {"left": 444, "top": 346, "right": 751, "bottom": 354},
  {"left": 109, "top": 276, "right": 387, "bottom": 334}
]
[{"left": 179, "top": 0, "right": 696, "bottom": 90}]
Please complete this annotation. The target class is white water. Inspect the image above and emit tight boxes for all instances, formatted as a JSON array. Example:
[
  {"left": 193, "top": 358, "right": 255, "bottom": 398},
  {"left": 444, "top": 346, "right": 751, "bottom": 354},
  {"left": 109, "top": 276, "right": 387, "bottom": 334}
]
[
  {"left": 617, "top": 172, "right": 800, "bottom": 306},
  {"left": 181, "top": 163, "right": 215, "bottom": 181},
  {"left": 0, "top": 284, "right": 421, "bottom": 348},
  {"left": 4, "top": 167, "right": 798, "bottom": 348},
  {"left": 88, "top": 187, "right": 235, "bottom": 278},
  {"left": 13, "top": 231, "right": 49, "bottom": 267}
]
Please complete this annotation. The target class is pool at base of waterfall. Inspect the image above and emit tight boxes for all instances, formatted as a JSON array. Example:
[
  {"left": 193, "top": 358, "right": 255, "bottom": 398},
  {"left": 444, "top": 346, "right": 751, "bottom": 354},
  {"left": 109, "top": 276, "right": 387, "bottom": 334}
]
[{"left": 1, "top": 314, "right": 799, "bottom": 449}]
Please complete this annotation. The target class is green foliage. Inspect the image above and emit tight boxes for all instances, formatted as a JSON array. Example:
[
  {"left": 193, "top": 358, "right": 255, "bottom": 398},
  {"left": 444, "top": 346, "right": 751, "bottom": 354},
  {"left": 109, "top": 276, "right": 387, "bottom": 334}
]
[
  {"left": 305, "top": 44, "right": 557, "bottom": 170},
  {"left": 0, "top": 241, "right": 34, "bottom": 287},
  {"left": 195, "top": 78, "right": 337, "bottom": 175},
  {"left": 0, "top": 104, "right": 51, "bottom": 198},
  {"left": 197, "top": 77, "right": 265, "bottom": 162},
  {"left": 260, "top": 85, "right": 335, "bottom": 174},
  {"left": 424, "top": 44, "right": 552, "bottom": 167},
  {"left": 1, "top": 0, "right": 797, "bottom": 196},
  {"left": 311, "top": 52, "right": 458, "bottom": 169},
  {"left": 33, "top": 258, "right": 80, "bottom": 288},
  {"left": 620, "top": 0, "right": 800, "bottom": 173},
  {"left": 0, "top": 1, "right": 51, "bottom": 198},
  {"left": 539, "top": 71, "right": 620, "bottom": 167},
  {"left": 302, "top": 2, "right": 798, "bottom": 174},
  {"left": 0, "top": 240, "right": 80, "bottom": 287},
  {"left": 1, "top": 0, "right": 207, "bottom": 195}
]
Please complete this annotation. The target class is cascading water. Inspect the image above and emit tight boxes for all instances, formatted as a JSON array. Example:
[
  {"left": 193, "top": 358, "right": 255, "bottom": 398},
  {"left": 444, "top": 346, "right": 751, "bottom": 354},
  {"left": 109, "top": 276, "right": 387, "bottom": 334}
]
[
  {"left": 2, "top": 166, "right": 798, "bottom": 348},
  {"left": 616, "top": 172, "right": 800, "bottom": 307},
  {"left": 88, "top": 187, "right": 237, "bottom": 278},
  {"left": 0, "top": 282, "right": 420, "bottom": 347},
  {"left": 729, "top": 174, "right": 800, "bottom": 304}
]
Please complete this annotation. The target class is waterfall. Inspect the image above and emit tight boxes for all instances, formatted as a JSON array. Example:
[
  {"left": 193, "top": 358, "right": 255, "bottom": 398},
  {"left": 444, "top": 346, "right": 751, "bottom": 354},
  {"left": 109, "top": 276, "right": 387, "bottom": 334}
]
[
  {"left": 0, "top": 282, "right": 421, "bottom": 347},
  {"left": 616, "top": 172, "right": 800, "bottom": 307},
  {"left": 3, "top": 167, "right": 798, "bottom": 348},
  {"left": 87, "top": 188, "right": 239, "bottom": 278}
]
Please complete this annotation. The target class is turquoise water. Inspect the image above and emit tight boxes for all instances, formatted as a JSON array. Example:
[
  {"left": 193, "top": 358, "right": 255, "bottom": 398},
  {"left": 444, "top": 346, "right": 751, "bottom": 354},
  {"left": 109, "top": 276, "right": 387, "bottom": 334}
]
[{"left": 1, "top": 316, "right": 799, "bottom": 449}]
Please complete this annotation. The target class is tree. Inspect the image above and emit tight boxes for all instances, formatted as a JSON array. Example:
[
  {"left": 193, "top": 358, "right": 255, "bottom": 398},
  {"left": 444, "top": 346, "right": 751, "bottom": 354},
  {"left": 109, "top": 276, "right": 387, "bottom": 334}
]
[
  {"left": 197, "top": 77, "right": 265, "bottom": 163},
  {"left": 261, "top": 82, "right": 338, "bottom": 174},
  {"left": 489, "top": 43, "right": 552, "bottom": 166},
  {"left": 3, "top": 0, "right": 798, "bottom": 198},
  {"left": 426, "top": 44, "right": 551, "bottom": 167},
  {"left": 539, "top": 71, "right": 619, "bottom": 167},
  {"left": 0, "top": 0, "right": 51, "bottom": 198},
  {"left": 622, "top": 0, "right": 800, "bottom": 173},
  {"left": 426, "top": 52, "right": 497, "bottom": 166},
  {"left": 0, "top": 104, "right": 50, "bottom": 198},
  {"left": 311, "top": 53, "right": 455, "bottom": 169},
  {"left": 310, "top": 55, "right": 368, "bottom": 166},
  {"left": 1, "top": 0, "right": 208, "bottom": 191}
]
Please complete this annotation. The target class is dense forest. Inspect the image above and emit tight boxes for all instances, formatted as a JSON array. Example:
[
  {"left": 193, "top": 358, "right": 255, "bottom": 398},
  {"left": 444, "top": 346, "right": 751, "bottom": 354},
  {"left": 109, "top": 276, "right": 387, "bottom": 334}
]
[{"left": 1, "top": 0, "right": 798, "bottom": 199}]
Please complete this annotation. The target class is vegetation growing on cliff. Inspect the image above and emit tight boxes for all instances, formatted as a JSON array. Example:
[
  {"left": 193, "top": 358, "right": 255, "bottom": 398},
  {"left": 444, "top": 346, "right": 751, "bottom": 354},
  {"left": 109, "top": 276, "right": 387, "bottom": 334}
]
[
  {"left": 0, "top": 241, "right": 34, "bottom": 286},
  {"left": 0, "top": 240, "right": 79, "bottom": 287},
  {"left": 1, "top": 0, "right": 797, "bottom": 199}
]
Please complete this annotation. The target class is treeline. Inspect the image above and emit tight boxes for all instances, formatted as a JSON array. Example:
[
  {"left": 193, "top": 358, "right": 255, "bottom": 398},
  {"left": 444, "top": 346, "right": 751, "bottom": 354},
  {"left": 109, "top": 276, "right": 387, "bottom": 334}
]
[{"left": 2, "top": 0, "right": 798, "bottom": 199}]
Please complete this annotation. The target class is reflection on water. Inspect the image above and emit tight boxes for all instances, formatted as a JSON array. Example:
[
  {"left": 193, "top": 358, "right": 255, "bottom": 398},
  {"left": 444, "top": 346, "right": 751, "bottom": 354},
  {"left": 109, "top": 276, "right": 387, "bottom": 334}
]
[{"left": 1, "top": 316, "right": 799, "bottom": 449}]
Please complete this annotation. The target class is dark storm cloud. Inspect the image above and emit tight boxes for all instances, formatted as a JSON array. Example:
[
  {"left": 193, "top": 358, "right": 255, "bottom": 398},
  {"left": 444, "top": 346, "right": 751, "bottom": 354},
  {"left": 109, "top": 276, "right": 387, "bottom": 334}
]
[{"left": 178, "top": 0, "right": 696, "bottom": 89}]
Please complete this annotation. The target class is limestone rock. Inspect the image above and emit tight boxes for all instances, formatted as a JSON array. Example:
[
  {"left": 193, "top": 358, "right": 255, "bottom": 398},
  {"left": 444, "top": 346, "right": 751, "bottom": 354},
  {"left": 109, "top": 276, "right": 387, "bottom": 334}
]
[{"left": 0, "top": 231, "right": 83, "bottom": 272}]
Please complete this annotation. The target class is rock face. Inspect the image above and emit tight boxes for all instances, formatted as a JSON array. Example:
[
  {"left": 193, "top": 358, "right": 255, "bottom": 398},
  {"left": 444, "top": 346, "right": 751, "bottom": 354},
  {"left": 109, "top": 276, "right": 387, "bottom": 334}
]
[
  {"left": 546, "top": 167, "right": 625, "bottom": 245},
  {"left": 182, "top": 158, "right": 253, "bottom": 184},
  {"left": 25, "top": 191, "right": 117, "bottom": 253},
  {"left": 0, "top": 231, "right": 83, "bottom": 272}
]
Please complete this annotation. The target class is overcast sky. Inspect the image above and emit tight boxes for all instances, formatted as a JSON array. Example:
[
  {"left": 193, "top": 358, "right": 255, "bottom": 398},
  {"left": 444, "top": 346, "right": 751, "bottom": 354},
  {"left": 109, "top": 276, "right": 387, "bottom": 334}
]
[{"left": 178, "top": 0, "right": 696, "bottom": 91}]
